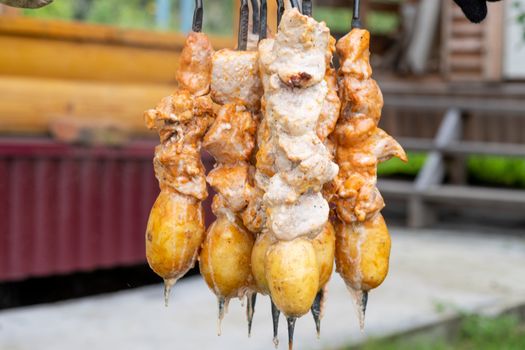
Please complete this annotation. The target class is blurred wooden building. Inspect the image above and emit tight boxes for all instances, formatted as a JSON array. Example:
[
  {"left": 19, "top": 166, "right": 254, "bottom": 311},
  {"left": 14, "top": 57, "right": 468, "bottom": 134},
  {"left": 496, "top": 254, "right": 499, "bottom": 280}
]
[
  {"left": 0, "top": 0, "right": 524, "bottom": 283},
  {"left": 315, "top": 0, "right": 516, "bottom": 82}
]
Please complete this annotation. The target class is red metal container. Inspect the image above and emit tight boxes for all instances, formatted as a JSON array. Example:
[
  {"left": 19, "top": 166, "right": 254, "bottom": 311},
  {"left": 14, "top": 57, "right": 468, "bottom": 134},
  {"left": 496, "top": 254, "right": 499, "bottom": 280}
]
[{"left": 0, "top": 137, "right": 214, "bottom": 282}]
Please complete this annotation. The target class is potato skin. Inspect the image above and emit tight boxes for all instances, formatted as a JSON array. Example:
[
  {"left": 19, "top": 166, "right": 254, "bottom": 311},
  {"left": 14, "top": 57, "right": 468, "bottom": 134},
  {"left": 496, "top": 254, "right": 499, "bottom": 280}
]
[
  {"left": 199, "top": 215, "right": 255, "bottom": 299},
  {"left": 312, "top": 222, "right": 336, "bottom": 288},
  {"left": 251, "top": 231, "right": 274, "bottom": 294},
  {"left": 146, "top": 190, "right": 205, "bottom": 281},
  {"left": 265, "top": 238, "right": 319, "bottom": 318},
  {"left": 334, "top": 214, "right": 391, "bottom": 291}
]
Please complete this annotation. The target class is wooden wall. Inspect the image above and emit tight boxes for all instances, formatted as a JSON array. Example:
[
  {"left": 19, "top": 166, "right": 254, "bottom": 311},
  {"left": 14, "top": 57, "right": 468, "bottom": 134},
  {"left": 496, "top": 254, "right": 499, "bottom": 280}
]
[
  {"left": 0, "top": 16, "right": 233, "bottom": 135},
  {"left": 441, "top": 0, "right": 504, "bottom": 81}
]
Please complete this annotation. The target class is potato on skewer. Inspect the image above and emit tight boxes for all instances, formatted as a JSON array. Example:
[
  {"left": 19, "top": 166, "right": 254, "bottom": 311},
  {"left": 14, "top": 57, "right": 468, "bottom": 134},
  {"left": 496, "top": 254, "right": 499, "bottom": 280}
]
[
  {"left": 255, "top": 8, "right": 338, "bottom": 349},
  {"left": 144, "top": 28, "right": 214, "bottom": 305},
  {"left": 199, "top": 1, "right": 264, "bottom": 335},
  {"left": 331, "top": 7, "right": 407, "bottom": 328},
  {"left": 199, "top": 214, "right": 255, "bottom": 334}
]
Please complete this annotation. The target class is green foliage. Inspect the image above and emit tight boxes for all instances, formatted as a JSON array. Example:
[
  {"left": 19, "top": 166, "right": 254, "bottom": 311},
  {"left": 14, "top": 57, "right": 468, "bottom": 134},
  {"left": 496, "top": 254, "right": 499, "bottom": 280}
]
[
  {"left": 313, "top": 6, "right": 399, "bottom": 34},
  {"left": 468, "top": 156, "right": 525, "bottom": 188},
  {"left": 377, "top": 153, "right": 525, "bottom": 189},
  {"left": 22, "top": 0, "right": 233, "bottom": 35},
  {"left": 314, "top": 6, "right": 353, "bottom": 33},
  {"left": 513, "top": 1, "right": 525, "bottom": 42},
  {"left": 367, "top": 11, "right": 399, "bottom": 35},
  {"left": 378, "top": 152, "right": 425, "bottom": 177},
  {"left": 458, "top": 314, "right": 524, "bottom": 350},
  {"left": 347, "top": 314, "right": 525, "bottom": 350},
  {"left": 357, "top": 336, "right": 449, "bottom": 350},
  {"left": 22, "top": 0, "right": 72, "bottom": 19}
]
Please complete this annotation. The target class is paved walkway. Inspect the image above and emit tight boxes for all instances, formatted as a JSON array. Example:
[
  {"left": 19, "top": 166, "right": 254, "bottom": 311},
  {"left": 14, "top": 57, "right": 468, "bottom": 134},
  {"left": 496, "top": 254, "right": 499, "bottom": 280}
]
[{"left": 1, "top": 228, "right": 525, "bottom": 350}]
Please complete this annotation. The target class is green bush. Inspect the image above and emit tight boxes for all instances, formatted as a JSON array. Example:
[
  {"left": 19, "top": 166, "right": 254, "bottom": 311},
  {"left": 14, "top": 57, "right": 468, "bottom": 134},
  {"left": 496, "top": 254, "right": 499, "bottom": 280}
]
[
  {"left": 351, "top": 313, "right": 525, "bottom": 350},
  {"left": 377, "top": 153, "right": 525, "bottom": 189}
]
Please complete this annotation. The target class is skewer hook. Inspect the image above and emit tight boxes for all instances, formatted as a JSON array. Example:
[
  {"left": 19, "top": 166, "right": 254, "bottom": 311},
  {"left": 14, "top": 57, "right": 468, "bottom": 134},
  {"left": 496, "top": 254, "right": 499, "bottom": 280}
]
[
  {"left": 352, "top": 0, "right": 362, "bottom": 29},
  {"left": 192, "top": 0, "right": 203, "bottom": 33},
  {"left": 276, "top": 0, "right": 285, "bottom": 26},
  {"left": 238, "top": 0, "right": 250, "bottom": 50}
]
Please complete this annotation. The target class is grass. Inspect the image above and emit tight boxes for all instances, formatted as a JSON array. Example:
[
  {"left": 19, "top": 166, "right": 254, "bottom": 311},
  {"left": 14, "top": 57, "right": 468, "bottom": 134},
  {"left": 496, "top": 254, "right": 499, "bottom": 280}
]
[{"left": 350, "top": 314, "right": 525, "bottom": 350}]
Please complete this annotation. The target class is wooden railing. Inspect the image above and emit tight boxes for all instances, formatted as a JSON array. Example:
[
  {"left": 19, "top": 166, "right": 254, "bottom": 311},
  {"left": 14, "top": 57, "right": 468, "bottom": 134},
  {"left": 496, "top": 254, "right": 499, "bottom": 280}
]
[{"left": 379, "top": 101, "right": 525, "bottom": 228}]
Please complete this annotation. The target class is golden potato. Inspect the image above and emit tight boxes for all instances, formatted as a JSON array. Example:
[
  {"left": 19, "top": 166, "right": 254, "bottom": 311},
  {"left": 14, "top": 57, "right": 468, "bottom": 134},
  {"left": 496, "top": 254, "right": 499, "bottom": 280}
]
[
  {"left": 265, "top": 238, "right": 319, "bottom": 318},
  {"left": 312, "top": 222, "right": 336, "bottom": 288},
  {"left": 199, "top": 215, "right": 255, "bottom": 299},
  {"left": 334, "top": 214, "right": 391, "bottom": 291},
  {"left": 251, "top": 231, "right": 274, "bottom": 294},
  {"left": 146, "top": 190, "right": 205, "bottom": 283}
]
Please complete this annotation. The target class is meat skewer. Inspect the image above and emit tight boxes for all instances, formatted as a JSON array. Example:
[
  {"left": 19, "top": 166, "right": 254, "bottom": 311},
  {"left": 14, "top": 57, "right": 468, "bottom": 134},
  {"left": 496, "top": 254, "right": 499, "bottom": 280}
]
[
  {"left": 198, "top": 0, "right": 264, "bottom": 336},
  {"left": 332, "top": 0, "right": 407, "bottom": 329},
  {"left": 256, "top": 6, "right": 339, "bottom": 349},
  {"left": 144, "top": 0, "right": 214, "bottom": 306},
  {"left": 142, "top": 0, "right": 406, "bottom": 344}
]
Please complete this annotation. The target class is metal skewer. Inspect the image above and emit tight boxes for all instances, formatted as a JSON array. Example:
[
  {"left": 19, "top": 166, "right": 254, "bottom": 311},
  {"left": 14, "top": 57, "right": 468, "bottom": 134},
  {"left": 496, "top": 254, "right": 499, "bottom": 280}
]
[
  {"left": 192, "top": 0, "right": 203, "bottom": 32},
  {"left": 352, "top": 0, "right": 362, "bottom": 29},
  {"left": 250, "top": 0, "right": 260, "bottom": 35},
  {"left": 290, "top": 0, "right": 300, "bottom": 10},
  {"left": 277, "top": 0, "right": 284, "bottom": 26},
  {"left": 238, "top": 0, "right": 250, "bottom": 50},
  {"left": 246, "top": 292, "right": 257, "bottom": 337},
  {"left": 310, "top": 289, "right": 324, "bottom": 337},
  {"left": 271, "top": 299, "right": 281, "bottom": 348},
  {"left": 259, "top": 0, "right": 267, "bottom": 40},
  {"left": 302, "top": 0, "right": 312, "bottom": 16},
  {"left": 287, "top": 316, "right": 297, "bottom": 350}
]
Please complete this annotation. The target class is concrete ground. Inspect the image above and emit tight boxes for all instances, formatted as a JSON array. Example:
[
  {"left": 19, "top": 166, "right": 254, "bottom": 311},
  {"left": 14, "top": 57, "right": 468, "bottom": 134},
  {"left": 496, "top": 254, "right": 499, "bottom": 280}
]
[{"left": 1, "top": 228, "right": 525, "bottom": 350}]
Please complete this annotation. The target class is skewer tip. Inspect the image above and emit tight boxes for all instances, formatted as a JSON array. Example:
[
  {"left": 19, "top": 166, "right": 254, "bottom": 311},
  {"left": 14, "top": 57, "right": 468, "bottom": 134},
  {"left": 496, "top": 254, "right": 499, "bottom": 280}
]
[
  {"left": 217, "top": 297, "right": 226, "bottom": 336},
  {"left": 271, "top": 299, "right": 280, "bottom": 348},
  {"left": 287, "top": 317, "right": 297, "bottom": 350},
  {"left": 163, "top": 278, "right": 176, "bottom": 307},
  {"left": 246, "top": 292, "right": 257, "bottom": 337},
  {"left": 310, "top": 289, "right": 324, "bottom": 338},
  {"left": 359, "top": 291, "right": 368, "bottom": 331}
]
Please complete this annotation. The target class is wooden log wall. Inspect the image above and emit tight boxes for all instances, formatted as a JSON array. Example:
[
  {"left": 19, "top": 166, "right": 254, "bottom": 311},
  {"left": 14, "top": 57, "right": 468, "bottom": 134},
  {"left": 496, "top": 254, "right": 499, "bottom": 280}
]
[
  {"left": 0, "top": 16, "right": 233, "bottom": 135},
  {"left": 379, "top": 79, "right": 525, "bottom": 144}
]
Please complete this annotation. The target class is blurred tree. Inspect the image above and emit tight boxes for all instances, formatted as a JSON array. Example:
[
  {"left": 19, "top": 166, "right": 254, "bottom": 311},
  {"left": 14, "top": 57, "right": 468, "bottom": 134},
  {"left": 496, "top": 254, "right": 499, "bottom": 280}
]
[
  {"left": 73, "top": 0, "right": 93, "bottom": 20},
  {"left": 23, "top": 0, "right": 234, "bottom": 35},
  {"left": 21, "top": 0, "right": 234, "bottom": 35}
]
